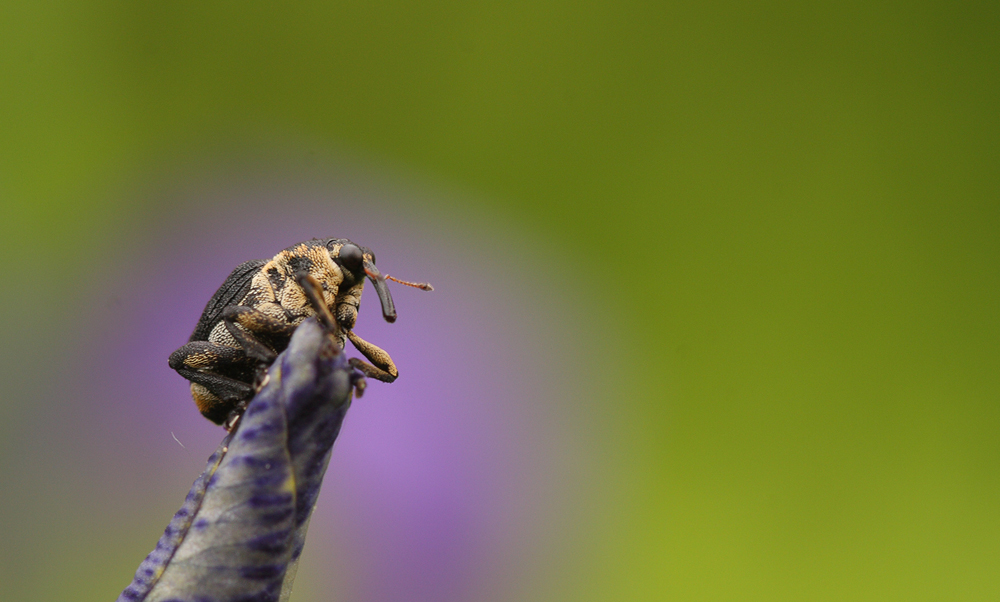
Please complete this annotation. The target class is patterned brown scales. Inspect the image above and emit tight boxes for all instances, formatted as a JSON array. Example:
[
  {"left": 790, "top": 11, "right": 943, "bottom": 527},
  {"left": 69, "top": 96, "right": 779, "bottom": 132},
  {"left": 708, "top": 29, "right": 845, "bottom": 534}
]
[{"left": 169, "top": 238, "right": 432, "bottom": 427}]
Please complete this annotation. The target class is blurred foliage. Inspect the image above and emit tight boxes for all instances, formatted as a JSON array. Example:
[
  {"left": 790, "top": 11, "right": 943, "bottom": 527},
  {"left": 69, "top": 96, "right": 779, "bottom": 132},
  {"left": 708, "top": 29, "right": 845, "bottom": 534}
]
[{"left": 2, "top": 1, "right": 998, "bottom": 600}]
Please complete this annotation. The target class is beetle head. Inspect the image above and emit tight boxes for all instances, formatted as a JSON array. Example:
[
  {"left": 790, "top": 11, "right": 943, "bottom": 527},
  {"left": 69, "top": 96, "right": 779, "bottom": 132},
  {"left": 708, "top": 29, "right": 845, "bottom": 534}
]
[{"left": 327, "top": 239, "right": 397, "bottom": 323}]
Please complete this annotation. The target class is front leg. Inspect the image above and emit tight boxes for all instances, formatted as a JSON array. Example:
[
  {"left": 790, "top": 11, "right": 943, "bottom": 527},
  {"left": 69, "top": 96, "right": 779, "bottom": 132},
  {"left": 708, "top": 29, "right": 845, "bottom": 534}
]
[
  {"left": 346, "top": 330, "right": 398, "bottom": 383},
  {"left": 296, "top": 271, "right": 395, "bottom": 382}
]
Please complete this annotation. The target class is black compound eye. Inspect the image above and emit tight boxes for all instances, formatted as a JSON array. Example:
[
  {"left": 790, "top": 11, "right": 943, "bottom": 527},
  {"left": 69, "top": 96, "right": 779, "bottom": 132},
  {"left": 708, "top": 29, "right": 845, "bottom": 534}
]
[{"left": 338, "top": 243, "right": 363, "bottom": 272}]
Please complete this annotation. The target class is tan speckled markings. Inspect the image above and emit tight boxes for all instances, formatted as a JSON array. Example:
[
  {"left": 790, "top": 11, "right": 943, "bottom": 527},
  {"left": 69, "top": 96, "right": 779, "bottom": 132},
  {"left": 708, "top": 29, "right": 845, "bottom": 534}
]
[
  {"left": 169, "top": 237, "right": 420, "bottom": 425},
  {"left": 346, "top": 329, "right": 398, "bottom": 382},
  {"left": 191, "top": 383, "right": 225, "bottom": 419}
]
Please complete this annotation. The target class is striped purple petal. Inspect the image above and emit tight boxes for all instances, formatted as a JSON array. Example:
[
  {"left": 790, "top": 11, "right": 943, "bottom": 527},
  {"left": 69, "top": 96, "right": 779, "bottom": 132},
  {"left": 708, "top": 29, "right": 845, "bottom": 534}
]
[{"left": 117, "top": 319, "right": 354, "bottom": 602}]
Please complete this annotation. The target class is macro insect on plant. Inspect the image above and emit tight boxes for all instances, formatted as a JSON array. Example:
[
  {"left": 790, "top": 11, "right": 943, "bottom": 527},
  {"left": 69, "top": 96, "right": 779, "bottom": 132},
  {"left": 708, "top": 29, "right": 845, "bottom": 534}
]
[{"left": 169, "top": 238, "right": 432, "bottom": 428}]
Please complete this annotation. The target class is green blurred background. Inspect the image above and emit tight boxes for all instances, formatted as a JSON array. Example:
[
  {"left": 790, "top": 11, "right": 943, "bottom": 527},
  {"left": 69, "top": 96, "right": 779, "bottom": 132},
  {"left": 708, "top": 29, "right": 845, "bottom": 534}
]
[{"left": 2, "top": 1, "right": 998, "bottom": 600}]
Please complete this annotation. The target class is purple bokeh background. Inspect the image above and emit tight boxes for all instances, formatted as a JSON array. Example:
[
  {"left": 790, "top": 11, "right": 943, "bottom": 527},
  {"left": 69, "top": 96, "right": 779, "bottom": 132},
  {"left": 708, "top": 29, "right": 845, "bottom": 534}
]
[{"left": 54, "top": 170, "right": 601, "bottom": 601}]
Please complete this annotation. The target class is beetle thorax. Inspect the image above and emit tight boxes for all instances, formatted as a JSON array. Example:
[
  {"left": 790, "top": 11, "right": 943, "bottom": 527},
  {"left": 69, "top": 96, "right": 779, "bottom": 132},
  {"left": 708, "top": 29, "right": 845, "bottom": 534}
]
[{"left": 269, "top": 244, "right": 343, "bottom": 319}]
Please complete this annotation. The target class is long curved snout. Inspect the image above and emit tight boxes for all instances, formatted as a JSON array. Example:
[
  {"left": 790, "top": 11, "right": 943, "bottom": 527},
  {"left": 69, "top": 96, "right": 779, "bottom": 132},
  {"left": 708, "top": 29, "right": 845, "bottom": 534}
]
[{"left": 363, "top": 260, "right": 397, "bottom": 323}]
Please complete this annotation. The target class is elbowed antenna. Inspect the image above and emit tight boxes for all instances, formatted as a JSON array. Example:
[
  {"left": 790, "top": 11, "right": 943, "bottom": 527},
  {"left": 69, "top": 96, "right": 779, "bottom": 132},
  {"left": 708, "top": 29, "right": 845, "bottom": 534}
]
[
  {"left": 363, "top": 260, "right": 397, "bottom": 323},
  {"left": 385, "top": 274, "right": 434, "bottom": 291}
]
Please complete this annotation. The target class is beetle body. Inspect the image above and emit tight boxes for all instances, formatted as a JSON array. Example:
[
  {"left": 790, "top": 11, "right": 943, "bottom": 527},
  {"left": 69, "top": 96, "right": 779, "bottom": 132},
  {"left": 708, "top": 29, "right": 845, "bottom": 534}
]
[{"left": 169, "top": 238, "right": 414, "bottom": 426}]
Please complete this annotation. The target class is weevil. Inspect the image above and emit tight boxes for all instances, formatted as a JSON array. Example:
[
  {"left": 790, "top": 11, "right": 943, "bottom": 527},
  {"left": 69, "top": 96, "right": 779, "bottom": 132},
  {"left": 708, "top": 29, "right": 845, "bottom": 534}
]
[{"left": 169, "top": 238, "right": 432, "bottom": 427}]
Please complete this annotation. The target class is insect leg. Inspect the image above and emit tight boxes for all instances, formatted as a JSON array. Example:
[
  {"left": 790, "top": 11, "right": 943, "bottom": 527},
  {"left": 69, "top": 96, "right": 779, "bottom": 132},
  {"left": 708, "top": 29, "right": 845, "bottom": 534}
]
[
  {"left": 169, "top": 341, "right": 256, "bottom": 394},
  {"left": 169, "top": 341, "right": 258, "bottom": 424},
  {"left": 173, "top": 368, "right": 256, "bottom": 403},
  {"left": 346, "top": 330, "right": 398, "bottom": 382},
  {"left": 296, "top": 271, "right": 397, "bottom": 383},
  {"left": 221, "top": 306, "right": 298, "bottom": 363},
  {"left": 294, "top": 272, "right": 339, "bottom": 332},
  {"left": 169, "top": 340, "right": 254, "bottom": 379}
]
